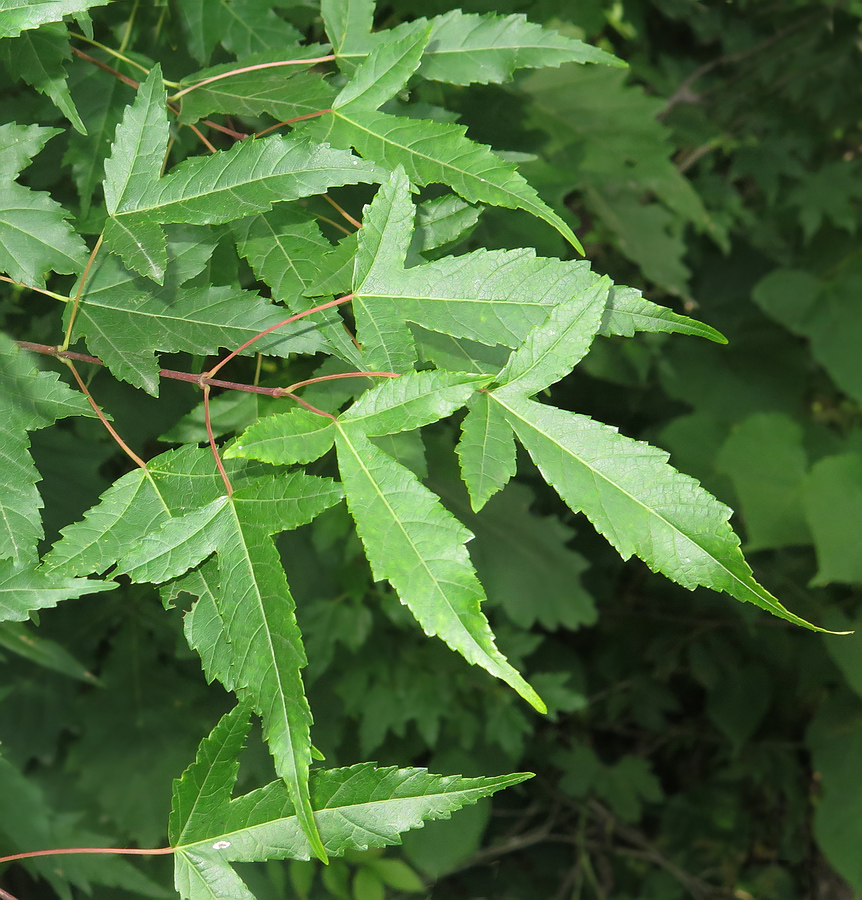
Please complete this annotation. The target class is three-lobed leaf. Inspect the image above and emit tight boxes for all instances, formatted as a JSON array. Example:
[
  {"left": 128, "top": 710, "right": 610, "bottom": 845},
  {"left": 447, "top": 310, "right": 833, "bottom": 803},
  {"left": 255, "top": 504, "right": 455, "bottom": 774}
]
[{"left": 101, "top": 65, "right": 382, "bottom": 281}]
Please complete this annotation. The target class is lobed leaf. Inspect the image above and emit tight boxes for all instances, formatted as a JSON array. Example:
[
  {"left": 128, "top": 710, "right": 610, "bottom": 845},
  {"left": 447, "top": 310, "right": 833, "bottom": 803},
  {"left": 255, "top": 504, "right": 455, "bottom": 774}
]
[
  {"left": 102, "top": 66, "right": 381, "bottom": 280},
  {"left": 349, "top": 169, "right": 595, "bottom": 370}
]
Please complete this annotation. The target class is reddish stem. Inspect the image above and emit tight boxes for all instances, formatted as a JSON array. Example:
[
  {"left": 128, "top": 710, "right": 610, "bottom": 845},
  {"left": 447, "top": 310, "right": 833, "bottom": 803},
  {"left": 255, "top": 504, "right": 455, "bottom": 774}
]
[
  {"left": 203, "top": 385, "right": 233, "bottom": 496},
  {"left": 63, "top": 233, "right": 103, "bottom": 351},
  {"left": 205, "top": 294, "right": 354, "bottom": 380},
  {"left": 284, "top": 392, "right": 337, "bottom": 421},
  {"left": 322, "top": 193, "right": 362, "bottom": 230},
  {"left": 254, "top": 108, "right": 333, "bottom": 138},
  {"left": 187, "top": 120, "right": 217, "bottom": 153},
  {"left": 15, "top": 343, "right": 396, "bottom": 402},
  {"left": 71, "top": 47, "right": 139, "bottom": 88},
  {"left": 0, "top": 846, "right": 173, "bottom": 865},
  {"left": 202, "top": 118, "right": 248, "bottom": 140},
  {"left": 284, "top": 371, "right": 399, "bottom": 393},
  {"left": 170, "top": 56, "right": 336, "bottom": 102},
  {"left": 62, "top": 360, "right": 148, "bottom": 470}
]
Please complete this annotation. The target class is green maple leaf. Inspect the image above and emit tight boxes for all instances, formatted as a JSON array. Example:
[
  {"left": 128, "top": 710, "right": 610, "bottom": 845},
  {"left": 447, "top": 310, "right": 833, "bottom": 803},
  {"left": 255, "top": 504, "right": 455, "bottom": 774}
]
[
  {"left": 170, "top": 704, "right": 531, "bottom": 899},
  {"left": 46, "top": 446, "right": 342, "bottom": 859},
  {"left": 113, "top": 471, "right": 344, "bottom": 862},
  {"left": 346, "top": 168, "right": 719, "bottom": 372},
  {"left": 66, "top": 227, "right": 327, "bottom": 394},
  {"left": 0, "top": 0, "right": 110, "bottom": 39},
  {"left": 0, "top": 122, "right": 88, "bottom": 286},
  {"left": 229, "top": 370, "right": 545, "bottom": 711},
  {"left": 463, "top": 297, "right": 826, "bottom": 631},
  {"left": 303, "top": 24, "right": 584, "bottom": 252},
  {"left": 102, "top": 66, "right": 381, "bottom": 281},
  {"left": 323, "top": 0, "right": 621, "bottom": 82}
]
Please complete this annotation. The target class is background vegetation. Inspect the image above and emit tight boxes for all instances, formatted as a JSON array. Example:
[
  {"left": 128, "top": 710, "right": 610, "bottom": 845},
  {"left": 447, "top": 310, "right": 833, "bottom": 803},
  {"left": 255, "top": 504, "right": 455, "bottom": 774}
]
[{"left": 2, "top": 0, "right": 862, "bottom": 898}]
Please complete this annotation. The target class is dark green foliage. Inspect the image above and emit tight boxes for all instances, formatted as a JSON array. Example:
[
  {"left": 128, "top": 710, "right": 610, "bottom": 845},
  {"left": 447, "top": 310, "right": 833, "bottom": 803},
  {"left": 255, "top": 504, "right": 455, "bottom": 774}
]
[{"left": 2, "top": 0, "right": 861, "bottom": 898}]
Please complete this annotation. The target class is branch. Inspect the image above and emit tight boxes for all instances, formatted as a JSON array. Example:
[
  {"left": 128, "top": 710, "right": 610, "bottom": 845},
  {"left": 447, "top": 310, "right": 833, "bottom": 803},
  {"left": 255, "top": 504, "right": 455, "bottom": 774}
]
[
  {"left": 62, "top": 359, "right": 148, "bottom": 470},
  {"left": 657, "top": 11, "right": 824, "bottom": 120},
  {"left": 588, "top": 800, "right": 731, "bottom": 900},
  {"left": 204, "top": 294, "right": 355, "bottom": 379},
  {"left": 0, "top": 846, "right": 174, "bottom": 865},
  {"left": 14, "top": 342, "right": 395, "bottom": 407},
  {"left": 170, "top": 56, "right": 336, "bottom": 102},
  {"left": 71, "top": 46, "right": 139, "bottom": 89}
]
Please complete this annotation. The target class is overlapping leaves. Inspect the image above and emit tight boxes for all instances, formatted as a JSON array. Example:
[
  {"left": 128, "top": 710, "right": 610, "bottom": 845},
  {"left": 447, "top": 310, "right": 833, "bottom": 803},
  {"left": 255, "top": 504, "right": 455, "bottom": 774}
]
[
  {"left": 169, "top": 703, "right": 530, "bottom": 899},
  {"left": 0, "top": 1, "right": 836, "bottom": 897}
]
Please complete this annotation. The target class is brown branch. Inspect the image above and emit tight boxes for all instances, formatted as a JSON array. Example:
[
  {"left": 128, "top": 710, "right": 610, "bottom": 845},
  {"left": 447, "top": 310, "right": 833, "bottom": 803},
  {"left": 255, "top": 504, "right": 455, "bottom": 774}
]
[
  {"left": 0, "top": 846, "right": 173, "bottom": 865},
  {"left": 71, "top": 47, "right": 139, "bottom": 89},
  {"left": 657, "top": 11, "right": 824, "bottom": 120},
  {"left": 205, "top": 294, "right": 354, "bottom": 380},
  {"left": 254, "top": 108, "right": 333, "bottom": 138},
  {"left": 62, "top": 359, "right": 148, "bottom": 470},
  {"left": 203, "top": 385, "right": 233, "bottom": 496},
  {"left": 15, "top": 342, "right": 393, "bottom": 418}
]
